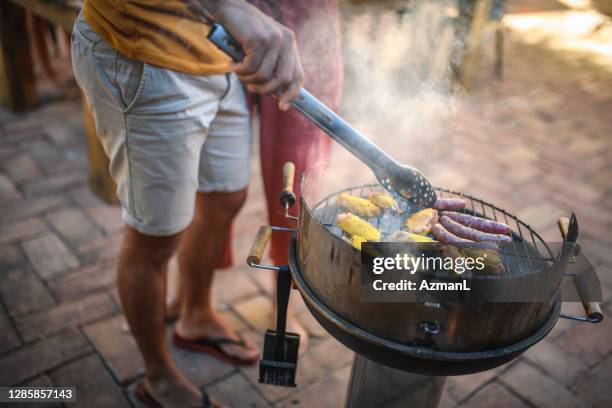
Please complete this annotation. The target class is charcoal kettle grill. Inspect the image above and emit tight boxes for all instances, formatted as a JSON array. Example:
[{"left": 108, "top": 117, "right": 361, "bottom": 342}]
[{"left": 247, "top": 162, "right": 603, "bottom": 407}]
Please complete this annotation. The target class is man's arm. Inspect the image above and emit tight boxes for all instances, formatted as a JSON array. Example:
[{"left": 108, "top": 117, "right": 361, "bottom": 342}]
[{"left": 199, "top": 0, "right": 303, "bottom": 110}]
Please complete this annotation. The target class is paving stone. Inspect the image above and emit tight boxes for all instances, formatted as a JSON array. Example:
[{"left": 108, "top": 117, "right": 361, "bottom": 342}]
[
  {"left": 234, "top": 295, "right": 273, "bottom": 332},
  {"left": 445, "top": 369, "right": 497, "bottom": 402},
  {"left": 308, "top": 337, "right": 354, "bottom": 371},
  {"left": 572, "top": 353, "right": 612, "bottom": 408},
  {"left": 71, "top": 187, "right": 123, "bottom": 235},
  {"left": 213, "top": 268, "right": 261, "bottom": 309},
  {"left": 83, "top": 315, "right": 143, "bottom": 385},
  {"left": 169, "top": 329, "right": 236, "bottom": 389},
  {"left": 47, "top": 259, "right": 116, "bottom": 302},
  {"left": 85, "top": 206, "right": 124, "bottom": 236},
  {"left": 0, "top": 268, "right": 55, "bottom": 317},
  {"left": 0, "top": 244, "right": 24, "bottom": 272},
  {"left": 0, "top": 172, "right": 20, "bottom": 200},
  {"left": 0, "top": 329, "right": 91, "bottom": 386},
  {"left": 438, "top": 389, "right": 459, "bottom": 408},
  {"left": 76, "top": 234, "right": 123, "bottom": 265},
  {"left": 22, "top": 233, "right": 80, "bottom": 279},
  {"left": 22, "top": 171, "right": 86, "bottom": 197},
  {"left": 464, "top": 382, "right": 529, "bottom": 408},
  {"left": 13, "top": 375, "right": 63, "bottom": 408},
  {"left": 15, "top": 292, "right": 116, "bottom": 341},
  {"left": 46, "top": 207, "right": 103, "bottom": 248},
  {"left": 0, "top": 217, "right": 48, "bottom": 245},
  {"left": 277, "top": 366, "right": 350, "bottom": 408},
  {"left": 522, "top": 339, "right": 590, "bottom": 387},
  {"left": 45, "top": 124, "right": 78, "bottom": 146},
  {"left": 0, "top": 194, "right": 67, "bottom": 223},
  {"left": 500, "top": 361, "right": 584, "bottom": 408},
  {"left": 49, "top": 354, "right": 131, "bottom": 408},
  {"left": 28, "top": 141, "right": 64, "bottom": 174},
  {"left": 550, "top": 313, "right": 612, "bottom": 366},
  {"left": 2, "top": 154, "right": 41, "bottom": 184},
  {"left": 206, "top": 372, "right": 271, "bottom": 407},
  {"left": 0, "top": 309, "right": 20, "bottom": 353}
]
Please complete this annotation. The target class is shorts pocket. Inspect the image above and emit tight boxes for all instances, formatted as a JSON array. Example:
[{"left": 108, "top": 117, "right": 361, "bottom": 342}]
[{"left": 115, "top": 54, "right": 149, "bottom": 112}]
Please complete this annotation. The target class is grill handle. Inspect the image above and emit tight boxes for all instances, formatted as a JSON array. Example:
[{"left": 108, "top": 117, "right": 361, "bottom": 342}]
[
  {"left": 280, "top": 162, "right": 298, "bottom": 221},
  {"left": 558, "top": 216, "right": 603, "bottom": 323},
  {"left": 247, "top": 225, "right": 295, "bottom": 271},
  {"left": 248, "top": 226, "right": 271, "bottom": 267}
]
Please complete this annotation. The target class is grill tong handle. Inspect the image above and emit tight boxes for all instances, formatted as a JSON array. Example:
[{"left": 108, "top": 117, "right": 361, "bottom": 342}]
[{"left": 558, "top": 216, "right": 603, "bottom": 323}]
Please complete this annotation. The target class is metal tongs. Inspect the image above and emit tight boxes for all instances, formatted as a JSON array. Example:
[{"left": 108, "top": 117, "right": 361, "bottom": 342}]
[{"left": 208, "top": 24, "right": 437, "bottom": 207}]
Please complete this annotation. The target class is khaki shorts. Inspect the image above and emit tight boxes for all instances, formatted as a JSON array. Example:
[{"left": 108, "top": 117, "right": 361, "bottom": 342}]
[{"left": 71, "top": 13, "right": 251, "bottom": 236}]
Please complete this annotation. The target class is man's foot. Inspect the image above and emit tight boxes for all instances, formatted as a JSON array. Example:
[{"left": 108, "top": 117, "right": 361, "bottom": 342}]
[
  {"left": 141, "top": 368, "right": 221, "bottom": 408},
  {"left": 174, "top": 312, "right": 259, "bottom": 364}
]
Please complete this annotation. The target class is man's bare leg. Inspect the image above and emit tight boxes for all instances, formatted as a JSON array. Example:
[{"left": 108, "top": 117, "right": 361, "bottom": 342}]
[
  {"left": 118, "top": 227, "right": 219, "bottom": 407},
  {"left": 175, "top": 190, "right": 259, "bottom": 362}
]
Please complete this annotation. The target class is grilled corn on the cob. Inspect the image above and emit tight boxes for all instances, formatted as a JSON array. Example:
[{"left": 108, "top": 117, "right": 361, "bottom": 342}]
[
  {"left": 350, "top": 235, "right": 367, "bottom": 250},
  {"left": 368, "top": 192, "right": 400, "bottom": 212},
  {"left": 405, "top": 208, "right": 438, "bottom": 235},
  {"left": 336, "top": 213, "right": 381, "bottom": 241},
  {"left": 336, "top": 193, "right": 381, "bottom": 217},
  {"left": 389, "top": 231, "right": 436, "bottom": 243}
]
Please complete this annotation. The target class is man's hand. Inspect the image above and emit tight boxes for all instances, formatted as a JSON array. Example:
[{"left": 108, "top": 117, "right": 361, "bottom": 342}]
[{"left": 200, "top": 0, "right": 303, "bottom": 111}]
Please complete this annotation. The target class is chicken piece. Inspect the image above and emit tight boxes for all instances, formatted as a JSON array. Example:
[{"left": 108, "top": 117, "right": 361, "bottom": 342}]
[
  {"left": 351, "top": 235, "right": 367, "bottom": 251},
  {"left": 405, "top": 208, "right": 438, "bottom": 235},
  {"left": 368, "top": 192, "right": 400, "bottom": 212},
  {"left": 389, "top": 231, "right": 436, "bottom": 243},
  {"left": 336, "top": 213, "right": 381, "bottom": 241},
  {"left": 336, "top": 193, "right": 381, "bottom": 217}
]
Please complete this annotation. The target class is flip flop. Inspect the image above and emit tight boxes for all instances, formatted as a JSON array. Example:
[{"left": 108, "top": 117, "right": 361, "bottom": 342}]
[
  {"left": 172, "top": 332, "right": 259, "bottom": 366},
  {"left": 135, "top": 381, "right": 212, "bottom": 408}
]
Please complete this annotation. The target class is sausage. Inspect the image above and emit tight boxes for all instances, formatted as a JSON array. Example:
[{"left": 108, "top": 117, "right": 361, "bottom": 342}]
[
  {"left": 431, "top": 223, "right": 473, "bottom": 244},
  {"left": 433, "top": 198, "right": 466, "bottom": 211},
  {"left": 432, "top": 223, "right": 499, "bottom": 251},
  {"left": 441, "top": 211, "right": 512, "bottom": 235},
  {"left": 440, "top": 215, "right": 512, "bottom": 244}
]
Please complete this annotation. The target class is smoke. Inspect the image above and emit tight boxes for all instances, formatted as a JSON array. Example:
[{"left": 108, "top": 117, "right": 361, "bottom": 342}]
[{"left": 303, "top": 1, "right": 466, "bottom": 204}]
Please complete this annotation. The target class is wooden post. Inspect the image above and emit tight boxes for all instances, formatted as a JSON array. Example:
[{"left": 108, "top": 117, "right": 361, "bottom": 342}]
[
  {"left": 82, "top": 96, "right": 117, "bottom": 204},
  {"left": 0, "top": 1, "right": 37, "bottom": 111}
]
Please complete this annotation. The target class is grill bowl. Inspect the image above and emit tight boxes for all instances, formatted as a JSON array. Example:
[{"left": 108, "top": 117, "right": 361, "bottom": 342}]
[{"left": 294, "top": 185, "right": 565, "bottom": 353}]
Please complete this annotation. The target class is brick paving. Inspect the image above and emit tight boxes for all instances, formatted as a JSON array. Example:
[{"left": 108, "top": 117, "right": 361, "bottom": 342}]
[{"left": 1, "top": 1, "right": 611, "bottom": 407}]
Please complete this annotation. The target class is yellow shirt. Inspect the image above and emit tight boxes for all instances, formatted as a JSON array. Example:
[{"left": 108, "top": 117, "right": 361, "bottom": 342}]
[{"left": 83, "top": 0, "right": 232, "bottom": 75}]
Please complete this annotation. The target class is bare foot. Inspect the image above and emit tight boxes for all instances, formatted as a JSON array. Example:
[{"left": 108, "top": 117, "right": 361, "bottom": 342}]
[
  {"left": 145, "top": 367, "right": 222, "bottom": 408},
  {"left": 175, "top": 311, "right": 259, "bottom": 363}
]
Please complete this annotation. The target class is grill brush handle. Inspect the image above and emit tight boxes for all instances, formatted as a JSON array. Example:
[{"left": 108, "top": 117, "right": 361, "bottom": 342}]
[
  {"left": 207, "top": 24, "right": 401, "bottom": 183},
  {"left": 558, "top": 216, "right": 603, "bottom": 323}
]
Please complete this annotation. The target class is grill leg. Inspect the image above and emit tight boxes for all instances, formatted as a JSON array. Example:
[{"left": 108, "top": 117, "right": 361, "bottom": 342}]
[{"left": 345, "top": 355, "right": 446, "bottom": 408}]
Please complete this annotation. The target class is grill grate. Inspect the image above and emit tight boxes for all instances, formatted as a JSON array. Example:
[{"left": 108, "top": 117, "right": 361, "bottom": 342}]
[{"left": 311, "top": 185, "right": 555, "bottom": 277}]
